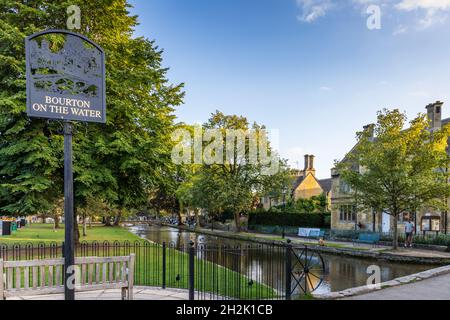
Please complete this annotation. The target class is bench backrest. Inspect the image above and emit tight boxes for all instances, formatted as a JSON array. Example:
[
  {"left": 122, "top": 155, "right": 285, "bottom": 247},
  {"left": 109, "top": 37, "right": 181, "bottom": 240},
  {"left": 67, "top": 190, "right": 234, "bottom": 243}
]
[
  {"left": 358, "top": 233, "right": 380, "bottom": 242},
  {"left": 0, "top": 255, "right": 135, "bottom": 298}
]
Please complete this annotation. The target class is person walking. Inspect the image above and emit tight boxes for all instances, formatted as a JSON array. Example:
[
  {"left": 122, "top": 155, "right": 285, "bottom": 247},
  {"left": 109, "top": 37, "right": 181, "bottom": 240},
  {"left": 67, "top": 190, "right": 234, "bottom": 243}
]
[{"left": 404, "top": 218, "right": 415, "bottom": 248}]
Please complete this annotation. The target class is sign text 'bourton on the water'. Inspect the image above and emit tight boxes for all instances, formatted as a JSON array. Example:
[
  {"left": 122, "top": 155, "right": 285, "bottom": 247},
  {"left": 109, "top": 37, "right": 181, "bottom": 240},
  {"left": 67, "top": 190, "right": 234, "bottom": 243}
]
[
  {"left": 26, "top": 30, "right": 106, "bottom": 123},
  {"left": 32, "top": 96, "right": 103, "bottom": 120}
]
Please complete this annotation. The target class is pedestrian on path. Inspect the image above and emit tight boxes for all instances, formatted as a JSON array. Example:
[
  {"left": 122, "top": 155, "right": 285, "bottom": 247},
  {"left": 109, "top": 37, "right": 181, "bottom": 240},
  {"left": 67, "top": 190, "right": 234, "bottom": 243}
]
[{"left": 404, "top": 218, "right": 415, "bottom": 248}]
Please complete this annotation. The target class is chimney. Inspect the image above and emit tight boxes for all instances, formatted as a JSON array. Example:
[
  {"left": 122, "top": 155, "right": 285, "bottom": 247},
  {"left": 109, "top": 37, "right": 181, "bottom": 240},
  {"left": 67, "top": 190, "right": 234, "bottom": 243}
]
[
  {"left": 302, "top": 154, "right": 316, "bottom": 177},
  {"left": 304, "top": 155, "right": 309, "bottom": 171},
  {"left": 308, "top": 155, "right": 315, "bottom": 170},
  {"left": 426, "top": 101, "right": 443, "bottom": 130}
]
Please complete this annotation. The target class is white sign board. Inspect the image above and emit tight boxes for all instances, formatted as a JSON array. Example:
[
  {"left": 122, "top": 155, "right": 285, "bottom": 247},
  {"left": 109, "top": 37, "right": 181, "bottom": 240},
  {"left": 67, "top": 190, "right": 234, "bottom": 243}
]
[{"left": 298, "top": 228, "right": 321, "bottom": 237}]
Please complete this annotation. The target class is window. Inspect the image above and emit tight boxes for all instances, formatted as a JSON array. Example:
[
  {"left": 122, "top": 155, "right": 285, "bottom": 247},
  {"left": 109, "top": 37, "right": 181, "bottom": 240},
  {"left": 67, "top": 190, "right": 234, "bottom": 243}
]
[
  {"left": 339, "top": 182, "right": 352, "bottom": 194},
  {"left": 421, "top": 216, "right": 440, "bottom": 232},
  {"left": 339, "top": 205, "right": 356, "bottom": 222}
]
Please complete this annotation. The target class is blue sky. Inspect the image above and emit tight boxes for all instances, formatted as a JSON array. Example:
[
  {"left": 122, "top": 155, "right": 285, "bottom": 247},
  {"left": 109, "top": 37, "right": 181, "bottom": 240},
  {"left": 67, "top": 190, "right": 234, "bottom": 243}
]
[{"left": 129, "top": 0, "right": 450, "bottom": 179}]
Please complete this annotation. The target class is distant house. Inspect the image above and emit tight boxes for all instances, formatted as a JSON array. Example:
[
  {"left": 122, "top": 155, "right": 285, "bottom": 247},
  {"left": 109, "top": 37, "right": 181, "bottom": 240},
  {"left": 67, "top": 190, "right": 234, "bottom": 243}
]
[
  {"left": 261, "top": 155, "right": 332, "bottom": 210},
  {"left": 331, "top": 101, "right": 450, "bottom": 234}
]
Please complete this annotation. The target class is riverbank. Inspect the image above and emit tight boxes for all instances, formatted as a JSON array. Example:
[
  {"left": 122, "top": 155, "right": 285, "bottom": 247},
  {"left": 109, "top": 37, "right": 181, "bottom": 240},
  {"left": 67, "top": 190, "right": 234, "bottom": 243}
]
[
  {"left": 164, "top": 223, "right": 450, "bottom": 265},
  {"left": 324, "top": 265, "right": 450, "bottom": 300}
]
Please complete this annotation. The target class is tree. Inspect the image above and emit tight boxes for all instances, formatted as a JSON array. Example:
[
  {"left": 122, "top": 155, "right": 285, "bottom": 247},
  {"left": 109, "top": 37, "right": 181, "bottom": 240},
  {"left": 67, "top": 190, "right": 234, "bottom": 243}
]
[
  {"left": 0, "top": 1, "right": 184, "bottom": 243},
  {"left": 178, "top": 111, "right": 291, "bottom": 231},
  {"left": 336, "top": 109, "right": 450, "bottom": 249}
]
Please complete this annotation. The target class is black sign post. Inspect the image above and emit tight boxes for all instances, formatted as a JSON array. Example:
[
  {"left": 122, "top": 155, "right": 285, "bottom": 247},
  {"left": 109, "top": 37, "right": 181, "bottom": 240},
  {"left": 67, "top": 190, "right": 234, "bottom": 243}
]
[
  {"left": 25, "top": 30, "right": 106, "bottom": 300},
  {"left": 63, "top": 121, "right": 74, "bottom": 300}
]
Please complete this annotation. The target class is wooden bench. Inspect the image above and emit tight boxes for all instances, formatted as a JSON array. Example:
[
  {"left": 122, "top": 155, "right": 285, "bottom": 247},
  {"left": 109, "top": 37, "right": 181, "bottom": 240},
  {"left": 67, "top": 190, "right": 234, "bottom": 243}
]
[
  {"left": 0, "top": 255, "right": 135, "bottom": 300},
  {"left": 353, "top": 233, "right": 380, "bottom": 247}
]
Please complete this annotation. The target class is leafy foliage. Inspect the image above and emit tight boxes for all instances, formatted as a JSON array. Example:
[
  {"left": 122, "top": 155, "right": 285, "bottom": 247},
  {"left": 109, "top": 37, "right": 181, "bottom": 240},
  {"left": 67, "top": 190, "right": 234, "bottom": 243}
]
[
  {"left": 336, "top": 109, "right": 450, "bottom": 249},
  {"left": 0, "top": 1, "right": 184, "bottom": 242},
  {"left": 175, "top": 111, "right": 291, "bottom": 231},
  {"left": 248, "top": 210, "right": 330, "bottom": 229}
]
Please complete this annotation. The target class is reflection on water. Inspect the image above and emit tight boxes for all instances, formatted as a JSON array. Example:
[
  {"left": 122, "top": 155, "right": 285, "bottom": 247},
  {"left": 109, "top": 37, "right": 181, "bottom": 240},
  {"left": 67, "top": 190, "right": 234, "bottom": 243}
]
[{"left": 129, "top": 225, "right": 434, "bottom": 295}]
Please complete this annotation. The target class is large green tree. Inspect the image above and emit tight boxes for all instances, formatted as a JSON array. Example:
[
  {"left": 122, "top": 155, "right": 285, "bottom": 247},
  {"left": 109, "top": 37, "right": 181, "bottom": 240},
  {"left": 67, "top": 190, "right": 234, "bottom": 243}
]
[
  {"left": 176, "top": 112, "right": 291, "bottom": 231},
  {"left": 337, "top": 109, "right": 450, "bottom": 249},
  {"left": 0, "top": 1, "right": 184, "bottom": 242}
]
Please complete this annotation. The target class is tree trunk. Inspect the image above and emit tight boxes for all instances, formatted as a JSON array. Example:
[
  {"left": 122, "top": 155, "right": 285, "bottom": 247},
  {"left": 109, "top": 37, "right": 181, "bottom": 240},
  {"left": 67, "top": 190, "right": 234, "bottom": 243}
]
[
  {"left": 83, "top": 214, "right": 87, "bottom": 237},
  {"left": 105, "top": 215, "right": 112, "bottom": 227},
  {"left": 89, "top": 216, "right": 92, "bottom": 229},
  {"left": 54, "top": 215, "right": 60, "bottom": 229},
  {"left": 73, "top": 208, "right": 80, "bottom": 245},
  {"left": 392, "top": 215, "right": 398, "bottom": 250},
  {"left": 177, "top": 209, "right": 183, "bottom": 226},
  {"left": 194, "top": 208, "right": 200, "bottom": 228},
  {"left": 234, "top": 212, "right": 241, "bottom": 232},
  {"left": 113, "top": 210, "right": 122, "bottom": 226}
]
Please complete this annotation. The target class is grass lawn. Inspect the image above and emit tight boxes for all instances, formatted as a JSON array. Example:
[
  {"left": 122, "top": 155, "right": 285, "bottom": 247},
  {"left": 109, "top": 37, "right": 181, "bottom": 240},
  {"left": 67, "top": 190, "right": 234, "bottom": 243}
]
[
  {"left": 0, "top": 223, "right": 143, "bottom": 244},
  {"left": 0, "top": 223, "right": 278, "bottom": 299}
]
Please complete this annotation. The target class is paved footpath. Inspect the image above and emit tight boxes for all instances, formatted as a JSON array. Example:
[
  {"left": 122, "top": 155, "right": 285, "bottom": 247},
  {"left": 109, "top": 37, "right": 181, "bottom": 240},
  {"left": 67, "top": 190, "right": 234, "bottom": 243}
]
[
  {"left": 344, "top": 273, "right": 450, "bottom": 300},
  {"left": 7, "top": 287, "right": 189, "bottom": 300}
]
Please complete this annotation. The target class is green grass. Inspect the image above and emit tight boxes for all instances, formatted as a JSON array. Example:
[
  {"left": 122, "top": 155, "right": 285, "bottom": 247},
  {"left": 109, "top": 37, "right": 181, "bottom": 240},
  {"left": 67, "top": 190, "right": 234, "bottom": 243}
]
[
  {"left": 0, "top": 224, "right": 278, "bottom": 299},
  {"left": 0, "top": 223, "right": 142, "bottom": 244}
]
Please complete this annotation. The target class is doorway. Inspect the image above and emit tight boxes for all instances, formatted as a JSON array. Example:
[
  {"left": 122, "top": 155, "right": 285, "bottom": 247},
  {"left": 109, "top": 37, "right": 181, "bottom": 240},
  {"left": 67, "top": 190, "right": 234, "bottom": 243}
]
[{"left": 382, "top": 212, "right": 391, "bottom": 233}]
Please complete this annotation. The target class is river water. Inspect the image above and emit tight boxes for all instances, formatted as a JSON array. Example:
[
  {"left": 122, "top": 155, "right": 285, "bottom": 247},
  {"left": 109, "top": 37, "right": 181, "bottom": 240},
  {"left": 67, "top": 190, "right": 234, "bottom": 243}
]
[{"left": 128, "top": 224, "right": 434, "bottom": 295}]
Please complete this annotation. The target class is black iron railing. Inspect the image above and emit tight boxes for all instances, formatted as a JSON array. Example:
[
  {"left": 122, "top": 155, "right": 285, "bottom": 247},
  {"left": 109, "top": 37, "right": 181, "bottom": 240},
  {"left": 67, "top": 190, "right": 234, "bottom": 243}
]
[{"left": 0, "top": 240, "right": 326, "bottom": 300}]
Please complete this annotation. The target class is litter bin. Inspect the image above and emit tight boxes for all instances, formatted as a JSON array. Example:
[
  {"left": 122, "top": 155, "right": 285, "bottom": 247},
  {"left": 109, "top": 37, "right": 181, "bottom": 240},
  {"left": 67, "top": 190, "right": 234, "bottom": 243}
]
[
  {"left": 2, "top": 221, "right": 12, "bottom": 236},
  {"left": 11, "top": 221, "right": 17, "bottom": 232},
  {"left": 20, "top": 219, "right": 26, "bottom": 227}
]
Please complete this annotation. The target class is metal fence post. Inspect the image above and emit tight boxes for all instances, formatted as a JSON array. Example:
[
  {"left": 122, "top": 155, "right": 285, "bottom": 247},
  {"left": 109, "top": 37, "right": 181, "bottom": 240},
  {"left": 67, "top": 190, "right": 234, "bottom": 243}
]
[
  {"left": 189, "top": 241, "right": 195, "bottom": 300},
  {"left": 285, "top": 240, "right": 292, "bottom": 300},
  {"left": 162, "top": 242, "right": 166, "bottom": 289}
]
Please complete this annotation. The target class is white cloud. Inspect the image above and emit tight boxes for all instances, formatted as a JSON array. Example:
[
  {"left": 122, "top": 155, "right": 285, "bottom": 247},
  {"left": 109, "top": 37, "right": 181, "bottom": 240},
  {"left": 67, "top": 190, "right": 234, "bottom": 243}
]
[
  {"left": 295, "top": 0, "right": 450, "bottom": 30},
  {"left": 296, "top": 0, "right": 334, "bottom": 23},
  {"left": 320, "top": 86, "right": 332, "bottom": 91},
  {"left": 396, "top": 0, "right": 450, "bottom": 11},
  {"left": 396, "top": 0, "right": 450, "bottom": 28}
]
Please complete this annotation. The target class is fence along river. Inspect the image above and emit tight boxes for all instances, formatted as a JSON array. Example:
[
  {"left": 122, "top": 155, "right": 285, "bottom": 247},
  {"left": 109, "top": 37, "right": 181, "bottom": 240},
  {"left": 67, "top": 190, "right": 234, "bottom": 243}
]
[{"left": 128, "top": 224, "right": 435, "bottom": 296}]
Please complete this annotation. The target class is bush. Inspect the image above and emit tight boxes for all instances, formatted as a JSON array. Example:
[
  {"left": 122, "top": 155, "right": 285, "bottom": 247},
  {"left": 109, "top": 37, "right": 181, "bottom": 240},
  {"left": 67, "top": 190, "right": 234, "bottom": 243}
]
[
  {"left": 331, "top": 229, "right": 450, "bottom": 246},
  {"left": 248, "top": 211, "right": 330, "bottom": 229}
]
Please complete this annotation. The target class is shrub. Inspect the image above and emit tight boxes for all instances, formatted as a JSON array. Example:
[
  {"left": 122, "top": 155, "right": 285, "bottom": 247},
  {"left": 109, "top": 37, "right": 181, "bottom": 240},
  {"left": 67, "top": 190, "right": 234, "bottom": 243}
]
[{"left": 248, "top": 211, "right": 330, "bottom": 228}]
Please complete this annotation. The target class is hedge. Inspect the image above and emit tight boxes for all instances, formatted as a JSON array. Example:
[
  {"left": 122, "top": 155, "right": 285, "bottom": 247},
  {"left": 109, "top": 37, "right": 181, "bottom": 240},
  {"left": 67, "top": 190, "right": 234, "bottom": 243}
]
[{"left": 248, "top": 211, "right": 331, "bottom": 229}]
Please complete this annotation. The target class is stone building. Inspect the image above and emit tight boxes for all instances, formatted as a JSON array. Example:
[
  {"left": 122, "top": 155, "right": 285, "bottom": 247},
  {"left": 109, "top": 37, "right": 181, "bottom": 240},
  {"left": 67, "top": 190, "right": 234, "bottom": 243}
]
[
  {"left": 331, "top": 101, "right": 450, "bottom": 234},
  {"left": 261, "top": 155, "right": 332, "bottom": 210}
]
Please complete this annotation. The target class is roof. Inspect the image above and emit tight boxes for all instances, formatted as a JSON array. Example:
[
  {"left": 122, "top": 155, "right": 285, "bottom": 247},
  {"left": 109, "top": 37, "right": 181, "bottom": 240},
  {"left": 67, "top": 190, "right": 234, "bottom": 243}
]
[
  {"left": 318, "top": 178, "right": 332, "bottom": 193},
  {"left": 291, "top": 175, "right": 332, "bottom": 195},
  {"left": 291, "top": 176, "right": 305, "bottom": 193},
  {"left": 442, "top": 117, "right": 450, "bottom": 126}
]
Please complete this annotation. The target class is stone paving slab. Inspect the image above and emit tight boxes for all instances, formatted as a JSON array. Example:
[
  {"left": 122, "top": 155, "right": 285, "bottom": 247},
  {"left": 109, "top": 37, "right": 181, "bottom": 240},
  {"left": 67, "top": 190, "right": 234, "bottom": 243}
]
[
  {"left": 314, "top": 265, "right": 450, "bottom": 300},
  {"left": 6, "top": 287, "right": 189, "bottom": 300},
  {"left": 343, "top": 273, "right": 450, "bottom": 300}
]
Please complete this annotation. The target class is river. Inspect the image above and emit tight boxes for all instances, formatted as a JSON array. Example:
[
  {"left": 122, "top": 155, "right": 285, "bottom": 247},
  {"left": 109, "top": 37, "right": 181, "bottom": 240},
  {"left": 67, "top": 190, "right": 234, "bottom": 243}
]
[{"left": 128, "top": 224, "right": 435, "bottom": 295}]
